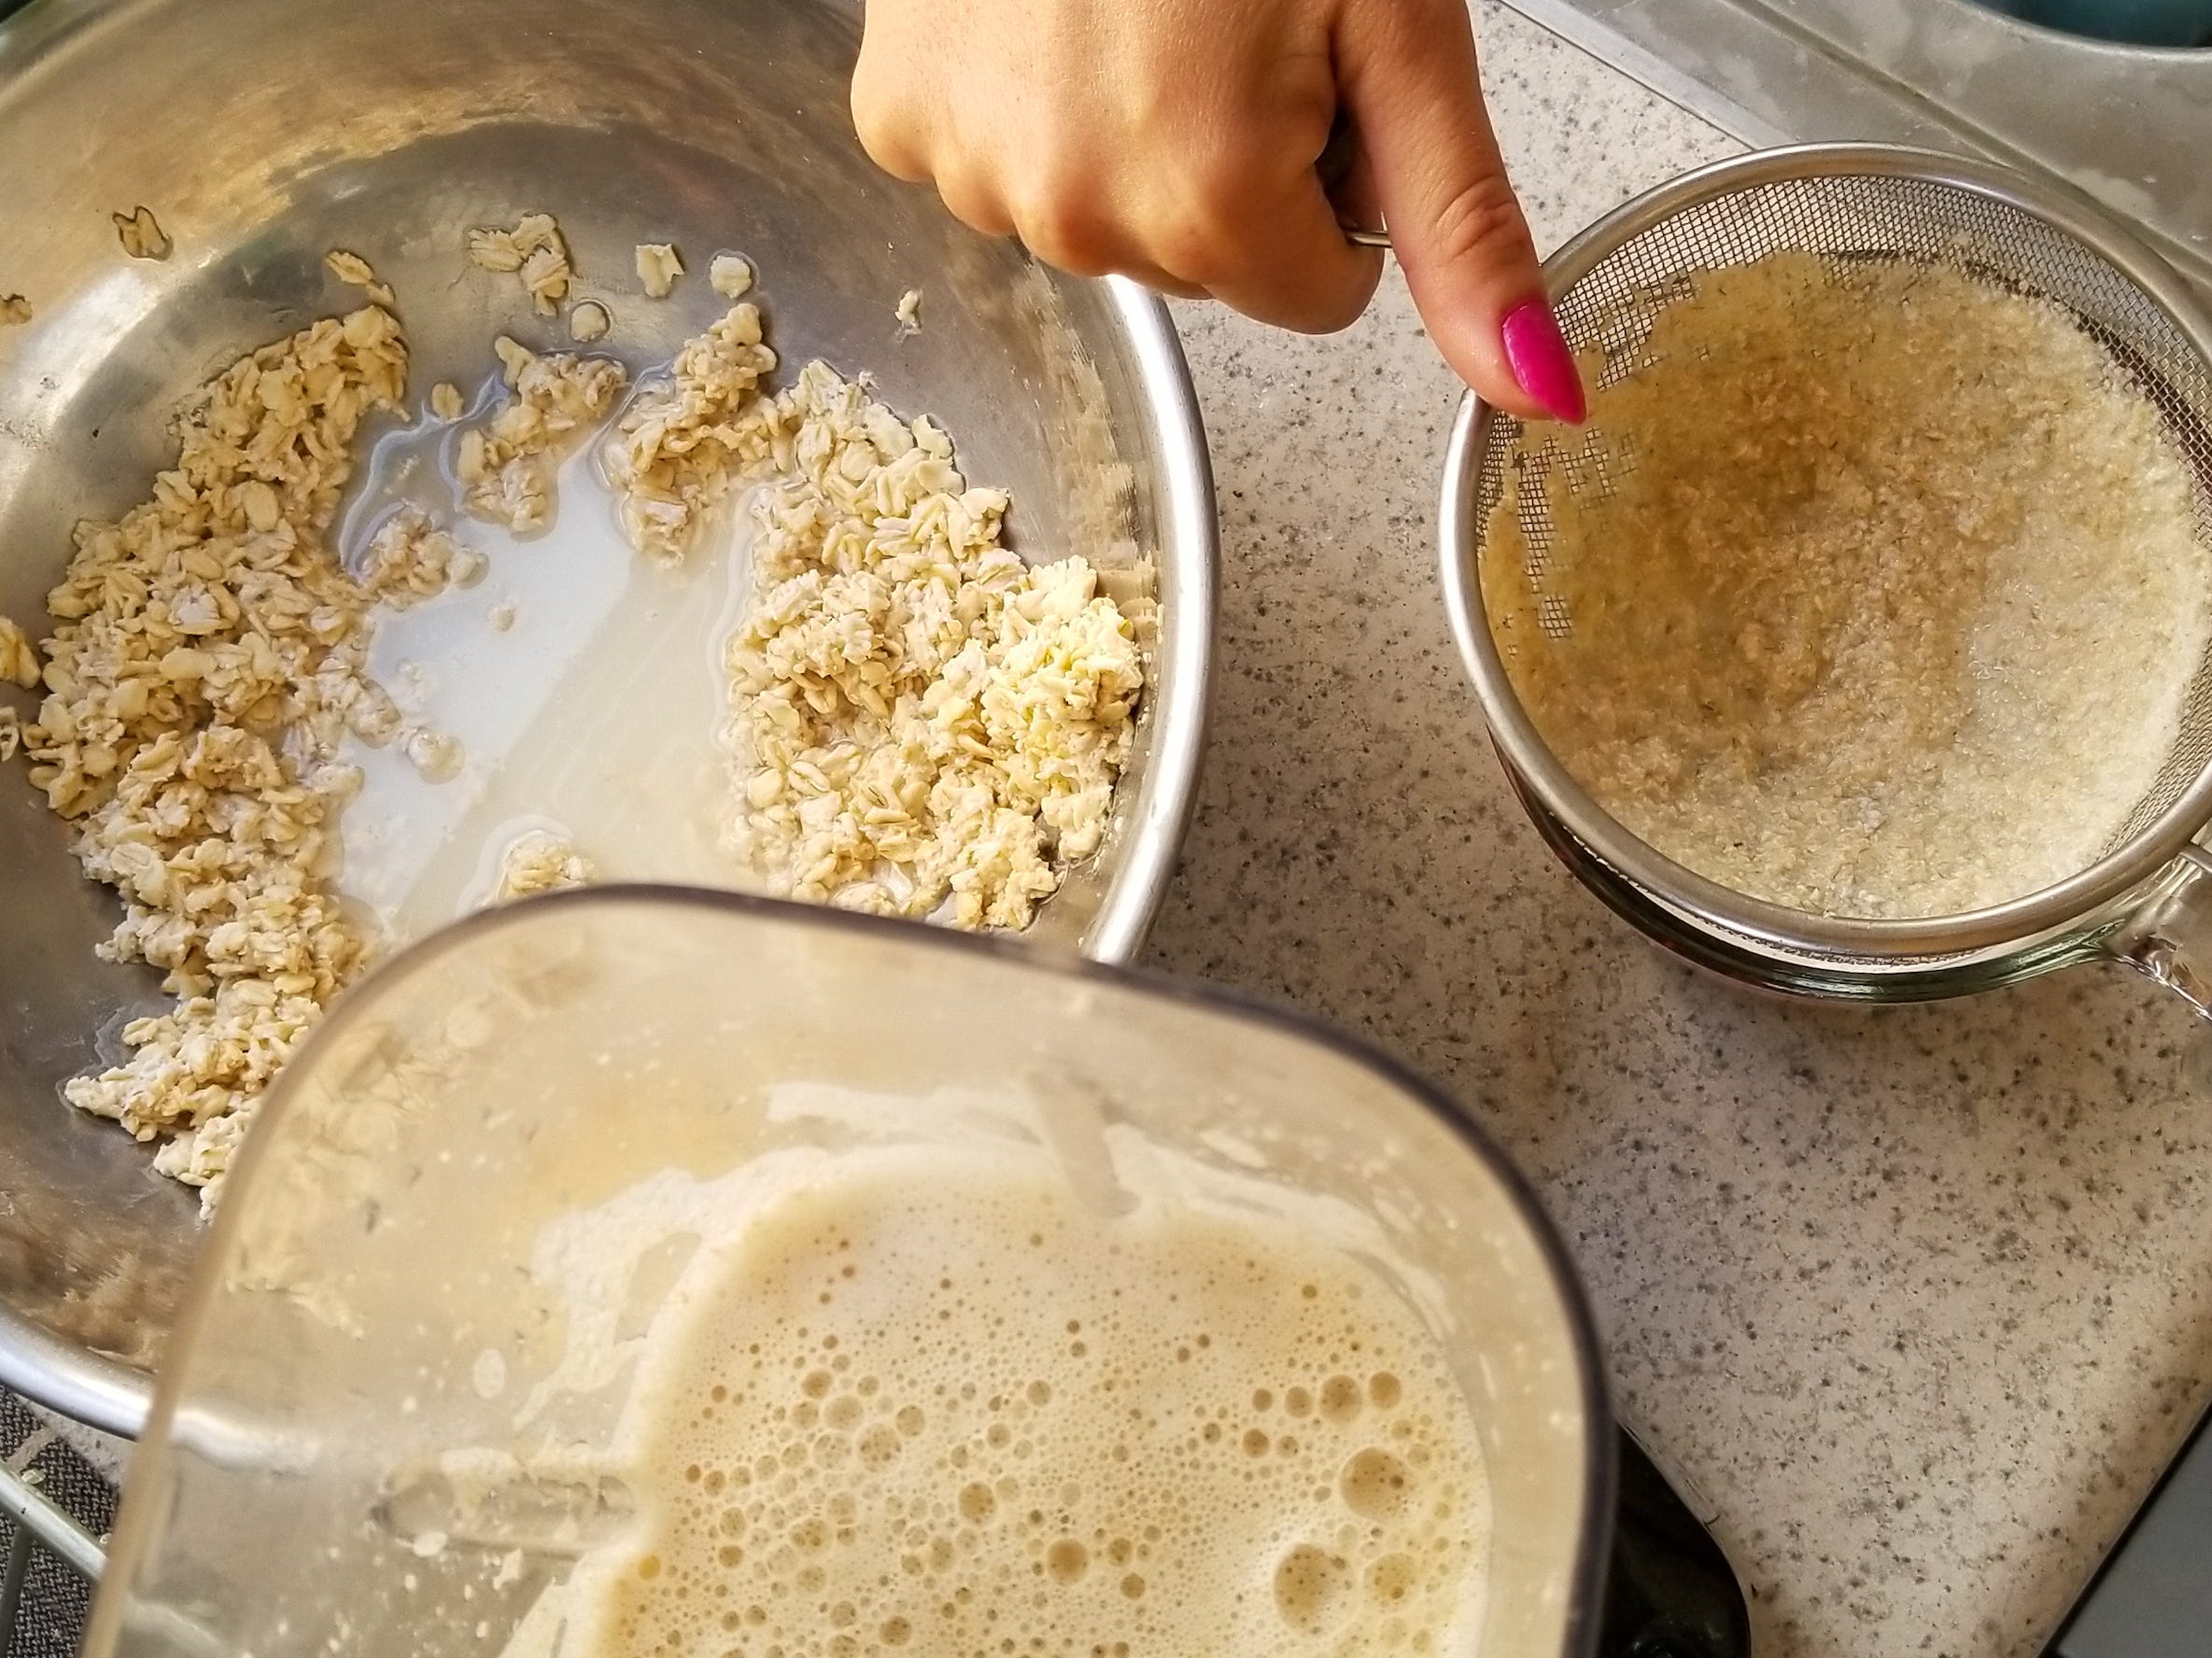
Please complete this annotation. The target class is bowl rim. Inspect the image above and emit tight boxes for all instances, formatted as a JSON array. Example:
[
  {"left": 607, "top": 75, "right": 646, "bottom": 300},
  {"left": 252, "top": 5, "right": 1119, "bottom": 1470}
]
[
  {"left": 1084, "top": 277, "right": 1219, "bottom": 968},
  {"left": 1438, "top": 140, "right": 2212, "bottom": 964}
]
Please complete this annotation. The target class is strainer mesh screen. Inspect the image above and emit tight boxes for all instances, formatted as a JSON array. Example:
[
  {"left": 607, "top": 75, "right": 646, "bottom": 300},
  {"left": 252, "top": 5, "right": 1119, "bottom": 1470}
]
[{"left": 1474, "top": 171, "right": 2212, "bottom": 964}]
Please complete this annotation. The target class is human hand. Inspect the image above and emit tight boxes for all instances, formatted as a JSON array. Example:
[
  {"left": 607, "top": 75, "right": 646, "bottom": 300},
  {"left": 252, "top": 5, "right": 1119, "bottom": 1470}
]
[{"left": 851, "top": 0, "right": 1585, "bottom": 424}]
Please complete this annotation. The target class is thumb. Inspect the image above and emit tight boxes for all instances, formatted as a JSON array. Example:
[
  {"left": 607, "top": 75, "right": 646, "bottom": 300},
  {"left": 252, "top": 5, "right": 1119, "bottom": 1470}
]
[{"left": 1338, "top": 2, "right": 1585, "bottom": 424}]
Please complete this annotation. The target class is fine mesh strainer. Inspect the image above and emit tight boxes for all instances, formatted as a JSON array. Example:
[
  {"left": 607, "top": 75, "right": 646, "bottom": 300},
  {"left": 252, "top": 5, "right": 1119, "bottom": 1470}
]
[{"left": 1439, "top": 144, "right": 2212, "bottom": 1013}]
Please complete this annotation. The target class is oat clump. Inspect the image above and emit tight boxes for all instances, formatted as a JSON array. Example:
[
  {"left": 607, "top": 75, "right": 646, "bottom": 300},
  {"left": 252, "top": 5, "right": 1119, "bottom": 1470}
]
[
  {"left": 602, "top": 300, "right": 1144, "bottom": 929},
  {"left": 728, "top": 366, "right": 1142, "bottom": 926},
  {"left": 11, "top": 306, "right": 442, "bottom": 1204},
  {"left": 709, "top": 253, "right": 753, "bottom": 301},
  {"left": 0, "top": 294, "right": 29, "bottom": 327},
  {"left": 600, "top": 302, "right": 781, "bottom": 564},
  {"left": 636, "top": 243, "right": 684, "bottom": 299},
  {"left": 0, "top": 615, "right": 38, "bottom": 688},
  {"left": 359, "top": 508, "right": 472, "bottom": 609},
  {"left": 467, "top": 213, "right": 572, "bottom": 316},
  {"left": 0, "top": 615, "right": 34, "bottom": 762},
  {"left": 570, "top": 301, "right": 613, "bottom": 344},
  {"left": 493, "top": 830, "right": 596, "bottom": 900},
  {"left": 325, "top": 248, "right": 397, "bottom": 308},
  {"left": 113, "top": 206, "right": 171, "bottom": 260},
  {"left": 456, "top": 335, "right": 628, "bottom": 534},
  {"left": 1485, "top": 252, "right": 2212, "bottom": 919}
]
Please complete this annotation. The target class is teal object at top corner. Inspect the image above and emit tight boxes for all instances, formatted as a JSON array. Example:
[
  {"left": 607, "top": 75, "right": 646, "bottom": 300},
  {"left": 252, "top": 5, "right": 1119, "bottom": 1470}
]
[{"left": 1982, "top": 0, "right": 2212, "bottom": 45}]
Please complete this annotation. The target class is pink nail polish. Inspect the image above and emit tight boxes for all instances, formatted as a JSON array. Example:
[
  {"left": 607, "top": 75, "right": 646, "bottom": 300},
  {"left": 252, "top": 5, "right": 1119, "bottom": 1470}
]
[{"left": 1500, "top": 299, "right": 1586, "bottom": 425}]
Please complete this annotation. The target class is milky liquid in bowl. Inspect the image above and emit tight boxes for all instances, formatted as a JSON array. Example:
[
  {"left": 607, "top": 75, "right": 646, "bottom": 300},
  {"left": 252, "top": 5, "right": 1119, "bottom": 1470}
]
[{"left": 334, "top": 397, "right": 755, "bottom": 939}]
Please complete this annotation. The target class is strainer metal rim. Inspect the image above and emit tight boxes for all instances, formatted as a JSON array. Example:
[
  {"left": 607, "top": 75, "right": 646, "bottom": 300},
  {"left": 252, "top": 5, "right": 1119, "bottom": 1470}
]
[{"left": 1440, "top": 141, "right": 2212, "bottom": 963}]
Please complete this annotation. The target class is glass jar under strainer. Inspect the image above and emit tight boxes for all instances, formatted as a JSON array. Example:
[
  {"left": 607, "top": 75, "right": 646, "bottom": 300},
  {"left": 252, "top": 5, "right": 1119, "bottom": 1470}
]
[{"left": 1439, "top": 144, "right": 2212, "bottom": 1014}]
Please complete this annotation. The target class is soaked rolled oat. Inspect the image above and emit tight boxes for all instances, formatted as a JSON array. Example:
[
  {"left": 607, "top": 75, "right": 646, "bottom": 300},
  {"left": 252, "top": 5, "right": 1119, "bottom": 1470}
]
[
  {"left": 467, "top": 213, "right": 572, "bottom": 316},
  {"left": 6, "top": 240, "right": 1143, "bottom": 1207},
  {"left": 0, "top": 615, "right": 37, "bottom": 687},
  {"left": 708, "top": 252, "right": 752, "bottom": 300},
  {"left": 569, "top": 301, "right": 613, "bottom": 344},
  {"left": 113, "top": 205, "right": 171, "bottom": 260},
  {"left": 9, "top": 306, "right": 442, "bottom": 1204},
  {"left": 492, "top": 829, "right": 596, "bottom": 900},
  {"left": 604, "top": 299, "right": 1144, "bottom": 930},
  {"left": 636, "top": 243, "right": 684, "bottom": 299},
  {"left": 325, "top": 247, "right": 396, "bottom": 308},
  {"left": 455, "top": 335, "right": 627, "bottom": 534}
]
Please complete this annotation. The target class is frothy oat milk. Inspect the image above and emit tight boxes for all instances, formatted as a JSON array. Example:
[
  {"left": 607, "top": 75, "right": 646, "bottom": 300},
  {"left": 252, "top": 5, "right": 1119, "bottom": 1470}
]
[{"left": 560, "top": 1144, "right": 1493, "bottom": 1658}]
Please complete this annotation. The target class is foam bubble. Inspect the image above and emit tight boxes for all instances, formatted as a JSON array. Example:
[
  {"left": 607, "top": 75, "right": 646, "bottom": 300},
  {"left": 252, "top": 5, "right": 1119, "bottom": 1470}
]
[
  {"left": 1319, "top": 1376, "right": 1362, "bottom": 1423},
  {"left": 1340, "top": 1449, "right": 1412, "bottom": 1522},
  {"left": 566, "top": 1150, "right": 1490, "bottom": 1658},
  {"left": 1274, "top": 1545, "right": 1351, "bottom": 1633},
  {"left": 1046, "top": 1541, "right": 1090, "bottom": 1584},
  {"left": 960, "top": 1483, "right": 997, "bottom": 1524}
]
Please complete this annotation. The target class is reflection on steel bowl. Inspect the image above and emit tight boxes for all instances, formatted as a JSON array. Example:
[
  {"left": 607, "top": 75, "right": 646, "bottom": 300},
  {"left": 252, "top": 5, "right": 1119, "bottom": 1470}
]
[{"left": 0, "top": 0, "right": 1216, "bottom": 1435}]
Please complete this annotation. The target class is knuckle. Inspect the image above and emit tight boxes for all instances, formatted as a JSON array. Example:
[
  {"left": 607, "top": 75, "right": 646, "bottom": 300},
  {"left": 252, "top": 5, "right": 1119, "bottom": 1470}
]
[
  {"left": 1427, "top": 171, "right": 1532, "bottom": 269},
  {"left": 1150, "top": 215, "right": 1230, "bottom": 289},
  {"left": 850, "top": 78, "right": 924, "bottom": 180},
  {"left": 1152, "top": 156, "right": 1265, "bottom": 287},
  {"left": 1013, "top": 183, "right": 1116, "bottom": 277},
  {"left": 937, "top": 169, "right": 1017, "bottom": 240},
  {"left": 1191, "top": 148, "right": 1261, "bottom": 228}
]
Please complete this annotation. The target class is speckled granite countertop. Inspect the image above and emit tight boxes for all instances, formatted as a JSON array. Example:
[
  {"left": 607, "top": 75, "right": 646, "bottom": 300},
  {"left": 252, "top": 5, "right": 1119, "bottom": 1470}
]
[
  {"left": 21, "top": 7, "right": 2211, "bottom": 1654},
  {"left": 1144, "top": 5, "right": 2212, "bottom": 1654}
]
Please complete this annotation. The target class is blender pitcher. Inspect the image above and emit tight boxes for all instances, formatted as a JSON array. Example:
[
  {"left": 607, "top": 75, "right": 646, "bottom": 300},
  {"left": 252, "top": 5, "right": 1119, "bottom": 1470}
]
[{"left": 83, "top": 892, "right": 1614, "bottom": 1658}]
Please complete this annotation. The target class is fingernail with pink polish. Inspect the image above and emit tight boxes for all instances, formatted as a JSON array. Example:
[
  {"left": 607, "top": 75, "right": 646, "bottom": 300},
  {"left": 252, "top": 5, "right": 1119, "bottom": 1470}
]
[{"left": 1501, "top": 299, "right": 1586, "bottom": 424}]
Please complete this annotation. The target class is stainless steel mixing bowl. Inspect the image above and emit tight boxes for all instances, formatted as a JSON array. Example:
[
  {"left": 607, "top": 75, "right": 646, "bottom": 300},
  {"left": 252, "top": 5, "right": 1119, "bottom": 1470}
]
[{"left": 0, "top": 0, "right": 1217, "bottom": 1434}]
